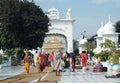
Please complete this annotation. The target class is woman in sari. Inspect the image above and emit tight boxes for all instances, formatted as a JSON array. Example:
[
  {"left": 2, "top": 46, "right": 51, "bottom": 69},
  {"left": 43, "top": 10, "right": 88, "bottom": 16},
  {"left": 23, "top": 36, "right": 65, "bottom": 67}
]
[
  {"left": 24, "top": 51, "right": 32, "bottom": 74},
  {"left": 37, "top": 52, "right": 44, "bottom": 73}
]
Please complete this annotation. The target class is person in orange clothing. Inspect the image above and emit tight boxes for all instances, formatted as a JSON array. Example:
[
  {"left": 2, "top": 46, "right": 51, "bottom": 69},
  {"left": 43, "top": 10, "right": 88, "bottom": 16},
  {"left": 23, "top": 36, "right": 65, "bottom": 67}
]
[{"left": 24, "top": 51, "right": 32, "bottom": 74}]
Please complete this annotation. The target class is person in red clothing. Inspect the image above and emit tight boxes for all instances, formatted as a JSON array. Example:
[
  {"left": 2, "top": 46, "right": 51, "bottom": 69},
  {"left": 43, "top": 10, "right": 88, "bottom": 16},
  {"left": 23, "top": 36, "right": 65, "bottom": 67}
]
[
  {"left": 37, "top": 52, "right": 44, "bottom": 73},
  {"left": 80, "top": 51, "right": 88, "bottom": 73},
  {"left": 49, "top": 51, "right": 54, "bottom": 67}
]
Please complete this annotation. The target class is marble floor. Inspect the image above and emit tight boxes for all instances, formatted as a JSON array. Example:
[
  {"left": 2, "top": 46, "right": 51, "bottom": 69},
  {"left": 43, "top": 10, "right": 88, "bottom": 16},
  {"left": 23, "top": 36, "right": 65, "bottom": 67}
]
[
  {"left": 0, "top": 66, "right": 24, "bottom": 80},
  {"left": 58, "top": 69, "right": 120, "bottom": 83},
  {"left": 0, "top": 66, "right": 120, "bottom": 83}
]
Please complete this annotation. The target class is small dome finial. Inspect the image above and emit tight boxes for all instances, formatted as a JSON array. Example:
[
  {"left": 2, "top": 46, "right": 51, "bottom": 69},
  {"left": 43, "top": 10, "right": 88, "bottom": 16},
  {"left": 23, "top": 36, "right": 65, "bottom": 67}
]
[
  {"left": 108, "top": 15, "right": 111, "bottom": 23},
  {"left": 101, "top": 21, "right": 103, "bottom": 26}
]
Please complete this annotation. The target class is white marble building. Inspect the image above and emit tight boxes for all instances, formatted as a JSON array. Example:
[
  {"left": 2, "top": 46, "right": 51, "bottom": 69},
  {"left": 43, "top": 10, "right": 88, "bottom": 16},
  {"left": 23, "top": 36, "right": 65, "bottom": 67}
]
[
  {"left": 79, "top": 36, "right": 88, "bottom": 54},
  {"left": 45, "top": 7, "right": 75, "bottom": 53},
  {"left": 95, "top": 16, "right": 119, "bottom": 53}
]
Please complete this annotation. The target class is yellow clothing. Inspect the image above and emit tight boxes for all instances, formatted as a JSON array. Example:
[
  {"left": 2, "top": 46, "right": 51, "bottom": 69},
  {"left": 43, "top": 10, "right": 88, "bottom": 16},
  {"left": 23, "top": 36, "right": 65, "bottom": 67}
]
[
  {"left": 24, "top": 55, "right": 31, "bottom": 74},
  {"left": 25, "top": 62, "right": 30, "bottom": 74}
]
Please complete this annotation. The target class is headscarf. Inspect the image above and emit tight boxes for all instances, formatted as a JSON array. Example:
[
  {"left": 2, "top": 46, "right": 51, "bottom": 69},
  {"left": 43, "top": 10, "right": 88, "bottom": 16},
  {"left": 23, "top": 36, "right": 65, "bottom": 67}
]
[{"left": 97, "top": 58, "right": 101, "bottom": 63}]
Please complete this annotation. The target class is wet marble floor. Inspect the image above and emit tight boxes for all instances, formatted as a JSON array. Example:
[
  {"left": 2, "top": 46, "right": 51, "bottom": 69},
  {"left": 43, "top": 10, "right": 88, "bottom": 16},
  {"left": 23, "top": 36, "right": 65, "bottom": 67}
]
[
  {"left": 0, "top": 66, "right": 120, "bottom": 83},
  {"left": 0, "top": 66, "right": 24, "bottom": 80},
  {"left": 58, "top": 69, "right": 120, "bottom": 83}
]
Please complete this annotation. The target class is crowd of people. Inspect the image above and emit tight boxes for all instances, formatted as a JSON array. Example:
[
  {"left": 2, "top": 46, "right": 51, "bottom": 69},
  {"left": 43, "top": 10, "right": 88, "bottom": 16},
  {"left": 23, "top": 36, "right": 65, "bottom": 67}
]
[{"left": 23, "top": 49, "right": 113, "bottom": 77}]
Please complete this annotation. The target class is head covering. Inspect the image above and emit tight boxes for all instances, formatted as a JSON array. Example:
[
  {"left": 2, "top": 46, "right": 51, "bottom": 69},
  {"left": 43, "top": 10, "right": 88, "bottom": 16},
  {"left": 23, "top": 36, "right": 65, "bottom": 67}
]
[
  {"left": 97, "top": 58, "right": 101, "bottom": 63},
  {"left": 82, "top": 51, "right": 86, "bottom": 53}
]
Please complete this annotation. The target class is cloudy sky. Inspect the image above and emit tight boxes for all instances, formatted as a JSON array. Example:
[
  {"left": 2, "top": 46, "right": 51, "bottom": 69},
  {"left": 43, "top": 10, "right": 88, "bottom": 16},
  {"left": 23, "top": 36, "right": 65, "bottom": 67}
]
[{"left": 31, "top": 0, "right": 120, "bottom": 39}]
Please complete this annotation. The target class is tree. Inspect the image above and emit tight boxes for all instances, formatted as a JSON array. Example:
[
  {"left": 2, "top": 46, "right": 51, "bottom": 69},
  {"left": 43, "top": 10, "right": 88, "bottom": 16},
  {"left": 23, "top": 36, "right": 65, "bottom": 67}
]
[
  {"left": 0, "top": 0, "right": 49, "bottom": 50},
  {"left": 94, "top": 51, "right": 110, "bottom": 61},
  {"left": 83, "top": 41, "right": 96, "bottom": 54},
  {"left": 100, "top": 39, "right": 116, "bottom": 51}
]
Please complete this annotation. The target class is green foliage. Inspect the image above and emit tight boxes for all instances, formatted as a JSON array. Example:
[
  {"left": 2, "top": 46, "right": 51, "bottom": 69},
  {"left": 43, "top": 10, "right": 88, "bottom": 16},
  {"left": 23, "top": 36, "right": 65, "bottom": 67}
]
[
  {"left": 0, "top": 0, "right": 49, "bottom": 50},
  {"left": 16, "top": 48, "right": 24, "bottom": 61},
  {"left": 0, "top": 54, "right": 2, "bottom": 63},
  {"left": 94, "top": 50, "right": 120, "bottom": 64},
  {"left": 95, "top": 38, "right": 120, "bottom": 64},
  {"left": 83, "top": 42, "right": 90, "bottom": 53},
  {"left": 83, "top": 41, "right": 96, "bottom": 54},
  {"left": 11, "top": 56, "right": 16, "bottom": 61},
  {"left": 89, "top": 51, "right": 94, "bottom": 57},
  {"left": 100, "top": 39, "right": 116, "bottom": 51},
  {"left": 108, "top": 55, "right": 120, "bottom": 64},
  {"left": 4, "top": 49, "right": 16, "bottom": 57},
  {"left": 1, "top": 49, "right": 16, "bottom": 63},
  {"left": 3, "top": 48, "right": 24, "bottom": 63},
  {"left": 94, "top": 51, "right": 110, "bottom": 61},
  {"left": 3, "top": 56, "right": 8, "bottom": 61},
  {"left": 108, "top": 50, "right": 120, "bottom": 64}
]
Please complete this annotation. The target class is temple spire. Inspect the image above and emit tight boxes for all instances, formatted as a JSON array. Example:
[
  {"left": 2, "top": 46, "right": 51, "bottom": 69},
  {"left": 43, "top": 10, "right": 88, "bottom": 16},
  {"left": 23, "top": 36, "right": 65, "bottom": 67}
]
[
  {"left": 101, "top": 21, "right": 103, "bottom": 27},
  {"left": 108, "top": 15, "right": 111, "bottom": 23}
]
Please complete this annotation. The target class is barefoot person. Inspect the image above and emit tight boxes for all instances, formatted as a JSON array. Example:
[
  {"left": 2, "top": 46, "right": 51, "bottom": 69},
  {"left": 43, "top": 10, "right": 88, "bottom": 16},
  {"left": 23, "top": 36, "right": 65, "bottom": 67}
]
[
  {"left": 80, "top": 51, "right": 88, "bottom": 73},
  {"left": 49, "top": 51, "right": 54, "bottom": 67},
  {"left": 37, "top": 52, "right": 44, "bottom": 73},
  {"left": 54, "top": 49, "right": 63, "bottom": 76},
  {"left": 24, "top": 51, "right": 32, "bottom": 74}
]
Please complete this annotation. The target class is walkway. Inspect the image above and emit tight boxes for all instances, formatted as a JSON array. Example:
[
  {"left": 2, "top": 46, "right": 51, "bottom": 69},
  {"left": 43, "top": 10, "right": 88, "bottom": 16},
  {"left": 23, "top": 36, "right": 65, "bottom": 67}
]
[
  {"left": 58, "top": 69, "right": 120, "bottom": 83},
  {"left": 0, "top": 65, "right": 24, "bottom": 80},
  {"left": 0, "top": 66, "right": 61, "bottom": 83},
  {"left": 0, "top": 66, "right": 120, "bottom": 83}
]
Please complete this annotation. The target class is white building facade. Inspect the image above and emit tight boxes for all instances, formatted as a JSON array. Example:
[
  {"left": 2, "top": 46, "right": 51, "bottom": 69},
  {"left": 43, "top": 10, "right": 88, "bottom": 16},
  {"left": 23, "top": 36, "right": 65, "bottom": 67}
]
[
  {"left": 45, "top": 7, "right": 75, "bottom": 53},
  {"left": 79, "top": 37, "right": 88, "bottom": 54},
  {"left": 95, "top": 17, "right": 119, "bottom": 53}
]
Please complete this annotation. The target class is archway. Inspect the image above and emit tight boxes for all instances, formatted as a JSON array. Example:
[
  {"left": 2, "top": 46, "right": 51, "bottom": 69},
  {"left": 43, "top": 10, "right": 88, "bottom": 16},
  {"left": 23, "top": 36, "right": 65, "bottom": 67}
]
[{"left": 42, "top": 7, "right": 75, "bottom": 53}]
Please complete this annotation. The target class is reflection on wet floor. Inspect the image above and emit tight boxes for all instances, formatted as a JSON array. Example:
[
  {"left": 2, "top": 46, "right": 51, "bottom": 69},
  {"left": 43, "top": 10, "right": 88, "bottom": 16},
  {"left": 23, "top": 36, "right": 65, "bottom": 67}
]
[
  {"left": 58, "top": 69, "right": 120, "bottom": 83},
  {"left": 0, "top": 66, "right": 24, "bottom": 80},
  {"left": 0, "top": 66, "right": 120, "bottom": 83}
]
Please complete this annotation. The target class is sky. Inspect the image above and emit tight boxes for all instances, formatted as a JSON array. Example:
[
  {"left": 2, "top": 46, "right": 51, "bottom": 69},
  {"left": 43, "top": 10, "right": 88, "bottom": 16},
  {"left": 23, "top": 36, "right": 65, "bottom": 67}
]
[{"left": 31, "top": 0, "right": 120, "bottom": 39}]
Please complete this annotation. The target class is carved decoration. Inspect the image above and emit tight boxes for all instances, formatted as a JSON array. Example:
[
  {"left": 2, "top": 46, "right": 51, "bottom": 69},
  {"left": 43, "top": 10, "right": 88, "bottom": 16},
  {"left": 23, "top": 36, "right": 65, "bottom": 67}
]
[{"left": 43, "top": 36, "right": 65, "bottom": 53}]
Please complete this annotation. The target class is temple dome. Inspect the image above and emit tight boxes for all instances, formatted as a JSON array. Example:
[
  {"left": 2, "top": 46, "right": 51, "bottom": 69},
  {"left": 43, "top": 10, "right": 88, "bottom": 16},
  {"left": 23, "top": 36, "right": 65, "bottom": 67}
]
[
  {"left": 47, "top": 7, "right": 59, "bottom": 19},
  {"left": 103, "top": 17, "right": 115, "bottom": 34},
  {"left": 97, "top": 22, "right": 104, "bottom": 37},
  {"left": 48, "top": 7, "right": 58, "bottom": 13},
  {"left": 79, "top": 37, "right": 87, "bottom": 45}
]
